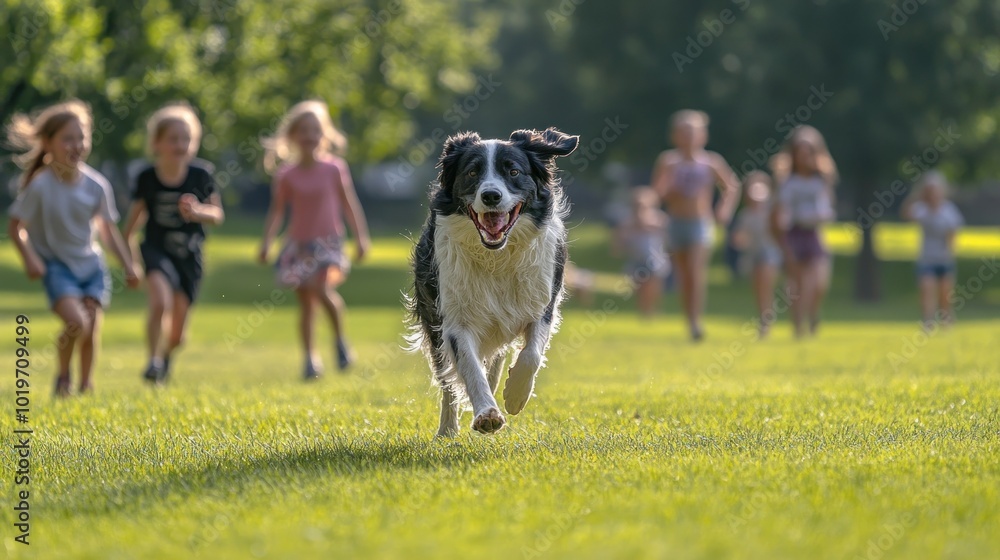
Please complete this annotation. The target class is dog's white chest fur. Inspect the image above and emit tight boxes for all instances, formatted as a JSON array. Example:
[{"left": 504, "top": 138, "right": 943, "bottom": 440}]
[{"left": 434, "top": 213, "right": 562, "bottom": 353}]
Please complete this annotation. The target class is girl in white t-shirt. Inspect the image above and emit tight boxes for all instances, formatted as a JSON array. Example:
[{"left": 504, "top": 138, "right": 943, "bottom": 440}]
[
  {"left": 769, "top": 126, "right": 838, "bottom": 338},
  {"left": 901, "top": 171, "right": 964, "bottom": 331}
]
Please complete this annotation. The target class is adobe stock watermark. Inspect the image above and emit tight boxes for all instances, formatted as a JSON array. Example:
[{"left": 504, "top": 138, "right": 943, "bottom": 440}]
[
  {"left": 566, "top": 116, "right": 629, "bottom": 174},
  {"left": 694, "top": 286, "right": 798, "bottom": 390},
  {"left": 673, "top": 0, "right": 751, "bottom": 73},
  {"left": 7, "top": 10, "right": 48, "bottom": 65},
  {"left": 852, "top": 513, "right": 917, "bottom": 560},
  {"left": 734, "top": 84, "right": 834, "bottom": 178},
  {"left": 521, "top": 506, "right": 591, "bottom": 559},
  {"left": 727, "top": 491, "right": 773, "bottom": 534},
  {"left": 384, "top": 73, "right": 502, "bottom": 189},
  {"left": 877, "top": 0, "right": 929, "bottom": 40},
  {"left": 546, "top": 0, "right": 586, "bottom": 29},
  {"left": 851, "top": 123, "right": 960, "bottom": 233},
  {"left": 343, "top": 0, "right": 404, "bottom": 56},
  {"left": 886, "top": 256, "right": 998, "bottom": 371}
]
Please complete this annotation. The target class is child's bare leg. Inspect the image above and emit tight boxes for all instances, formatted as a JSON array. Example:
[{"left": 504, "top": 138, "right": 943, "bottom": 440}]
[
  {"left": 296, "top": 287, "right": 318, "bottom": 365},
  {"left": 786, "top": 266, "right": 805, "bottom": 337},
  {"left": 918, "top": 275, "right": 936, "bottom": 327},
  {"left": 79, "top": 298, "right": 103, "bottom": 391},
  {"left": 689, "top": 245, "right": 709, "bottom": 334},
  {"left": 808, "top": 258, "right": 831, "bottom": 333},
  {"left": 637, "top": 278, "right": 660, "bottom": 317},
  {"left": 938, "top": 274, "right": 955, "bottom": 326},
  {"left": 145, "top": 272, "right": 173, "bottom": 361},
  {"left": 315, "top": 266, "right": 347, "bottom": 340},
  {"left": 166, "top": 293, "right": 192, "bottom": 357},
  {"left": 52, "top": 297, "right": 91, "bottom": 395},
  {"left": 754, "top": 264, "right": 778, "bottom": 332}
]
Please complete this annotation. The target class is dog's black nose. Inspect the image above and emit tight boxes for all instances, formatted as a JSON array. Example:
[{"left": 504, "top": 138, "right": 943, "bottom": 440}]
[{"left": 480, "top": 189, "right": 502, "bottom": 207}]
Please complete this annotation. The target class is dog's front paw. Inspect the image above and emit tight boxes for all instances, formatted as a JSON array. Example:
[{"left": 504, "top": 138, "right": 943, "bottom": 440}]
[
  {"left": 471, "top": 407, "right": 506, "bottom": 434},
  {"left": 503, "top": 364, "right": 536, "bottom": 415}
]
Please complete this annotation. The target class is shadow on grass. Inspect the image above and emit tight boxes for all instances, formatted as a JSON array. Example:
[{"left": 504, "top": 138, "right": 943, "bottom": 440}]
[{"left": 61, "top": 435, "right": 516, "bottom": 520}]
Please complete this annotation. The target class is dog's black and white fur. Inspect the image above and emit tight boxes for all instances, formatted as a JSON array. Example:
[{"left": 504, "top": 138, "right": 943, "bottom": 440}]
[{"left": 408, "top": 128, "right": 579, "bottom": 436}]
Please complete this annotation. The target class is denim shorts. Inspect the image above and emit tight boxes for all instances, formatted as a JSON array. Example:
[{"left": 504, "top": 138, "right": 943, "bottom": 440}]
[
  {"left": 668, "top": 218, "right": 714, "bottom": 251},
  {"left": 916, "top": 262, "right": 955, "bottom": 279},
  {"left": 42, "top": 259, "right": 110, "bottom": 308}
]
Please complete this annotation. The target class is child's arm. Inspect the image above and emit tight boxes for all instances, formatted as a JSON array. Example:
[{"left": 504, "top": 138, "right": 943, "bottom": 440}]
[
  {"left": 180, "top": 193, "right": 225, "bottom": 225},
  {"left": 710, "top": 152, "right": 742, "bottom": 224},
  {"left": 123, "top": 199, "right": 148, "bottom": 262},
  {"left": 650, "top": 152, "right": 674, "bottom": 201},
  {"left": 98, "top": 218, "right": 141, "bottom": 288},
  {"left": 337, "top": 163, "right": 371, "bottom": 262},
  {"left": 900, "top": 191, "right": 921, "bottom": 221},
  {"left": 6, "top": 218, "right": 45, "bottom": 280},
  {"left": 259, "top": 177, "right": 287, "bottom": 263}
]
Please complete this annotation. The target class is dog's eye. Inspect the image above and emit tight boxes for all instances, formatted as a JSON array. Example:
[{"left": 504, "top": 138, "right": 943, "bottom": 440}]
[
  {"left": 509, "top": 169, "right": 520, "bottom": 177},
  {"left": 468, "top": 170, "right": 477, "bottom": 178}
]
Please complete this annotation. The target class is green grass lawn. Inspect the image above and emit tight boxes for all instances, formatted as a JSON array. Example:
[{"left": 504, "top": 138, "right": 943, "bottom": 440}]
[{"left": 1, "top": 219, "right": 998, "bottom": 560}]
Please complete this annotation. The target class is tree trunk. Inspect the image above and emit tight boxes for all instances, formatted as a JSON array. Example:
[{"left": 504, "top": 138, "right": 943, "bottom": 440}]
[
  {"left": 854, "top": 220, "right": 880, "bottom": 301},
  {"left": 853, "top": 179, "right": 881, "bottom": 301}
]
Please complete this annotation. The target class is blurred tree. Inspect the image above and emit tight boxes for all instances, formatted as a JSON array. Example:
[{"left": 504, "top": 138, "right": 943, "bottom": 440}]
[
  {"left": 1, "top": 0, "right": 500, "bottom": 169},
  {"left": 489, "top": 0, "right": 1000, "bottom": 300}
]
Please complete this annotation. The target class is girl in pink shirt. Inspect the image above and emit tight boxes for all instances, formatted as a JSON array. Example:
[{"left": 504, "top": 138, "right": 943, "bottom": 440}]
[{"left": 259, "top": 101, "right": 371, "bottom": 379}]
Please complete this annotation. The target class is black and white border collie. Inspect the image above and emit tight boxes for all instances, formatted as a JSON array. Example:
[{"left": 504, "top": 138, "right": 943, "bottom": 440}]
[{"left": 408, "top": 128, "right": 579, "bottom": 436}]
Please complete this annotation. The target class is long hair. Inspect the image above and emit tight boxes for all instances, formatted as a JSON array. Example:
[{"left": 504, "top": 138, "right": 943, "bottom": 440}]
[
  {"left": 5, "top": 99, "right": 93, "bottom": 191},
  {"left": 146, "top": 102, "right": 203, "bottom": 158},
  {"left": 262, "top": 100, "right": 347, "bottom": 174},
  {"left": 770, "top": 125, "right": 838, "bottom": 186}
]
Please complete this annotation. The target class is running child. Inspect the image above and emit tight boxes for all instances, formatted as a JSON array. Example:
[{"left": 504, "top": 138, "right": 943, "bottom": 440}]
[
  {"left": 6, "top": 100, "right": 140, "bottom": 397},
  {"left": 901, "top": 171, "right": 964, "bottom": 331},
  {"left": 651, "top": 110, "right": 741, "bottom": 340},
  {"left": 258, "top": 100, "right": 371, "bottom": 380},
  {"left": 731, "top": 171, "right": 782, "bottom": 338},
  {"left": 769, "top": 125, "right": 838, "bottom": 338},
  {"left": 124, "top": 103, "right": 225, "bottom": 384},
  {"left": 615, "top": 187, "right": 670, "bottom": 317}
]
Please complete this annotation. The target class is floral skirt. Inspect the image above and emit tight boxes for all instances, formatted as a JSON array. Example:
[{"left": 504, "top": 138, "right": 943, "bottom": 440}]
[{"left": 275, "top": 235, "right": 350, "bottom": 289}]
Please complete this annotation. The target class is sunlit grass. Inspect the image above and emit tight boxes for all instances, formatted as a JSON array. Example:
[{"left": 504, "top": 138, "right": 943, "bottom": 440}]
[{"left": 0, "top": 221, "right": 997, "bottom": 559}]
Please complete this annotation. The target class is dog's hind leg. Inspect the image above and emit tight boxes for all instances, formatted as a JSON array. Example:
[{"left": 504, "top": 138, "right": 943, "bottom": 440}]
[
  {"left": 486, "top": 351, "right": 507, "bottom": 395},
  {"left": 433, "top": 347, "right": 462, "bottom": 437},
  {"left": 437, "top": 385, "right": 461, "bottom": 438}
]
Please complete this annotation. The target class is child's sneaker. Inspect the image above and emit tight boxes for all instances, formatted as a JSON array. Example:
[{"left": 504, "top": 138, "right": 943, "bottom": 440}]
[
  {"left": 142, "top": 360, "right": 163, "bottom": 384},
  {"left": 303, "top": 358, "right": 323, "bottom": 381},
  {"left": 336, "top": 339, "right": 353, "bottom": 371},
  {"left": 158, "top": 355, "right": 172, "bottom": 384}
]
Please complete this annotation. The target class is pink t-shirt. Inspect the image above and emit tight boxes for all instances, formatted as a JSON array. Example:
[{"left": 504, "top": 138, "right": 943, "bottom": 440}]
[{"left": 276, "top": 157, "right": 348, "bottom": 242}]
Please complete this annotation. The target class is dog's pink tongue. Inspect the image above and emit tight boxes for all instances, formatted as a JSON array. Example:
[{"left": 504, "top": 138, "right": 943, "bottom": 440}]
[{"left": 480, "top": 211, "right": 509, "bottom": 236}]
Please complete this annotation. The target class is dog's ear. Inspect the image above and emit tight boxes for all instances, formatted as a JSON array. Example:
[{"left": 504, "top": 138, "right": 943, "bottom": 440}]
[
  {"left": 437, "top": 131, "right": 481, "bottom": 190},
  {"left": 509, "top": 127, "right": 579, "bottom": 187},
  {"left": 509, "top": 127, "right": 579, "bottom": 158}
]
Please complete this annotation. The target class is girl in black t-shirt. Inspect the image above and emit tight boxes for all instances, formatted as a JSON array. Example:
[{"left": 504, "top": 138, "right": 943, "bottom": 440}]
[{"left": 123, "top": 103, "right": 225, "bottom": 384}]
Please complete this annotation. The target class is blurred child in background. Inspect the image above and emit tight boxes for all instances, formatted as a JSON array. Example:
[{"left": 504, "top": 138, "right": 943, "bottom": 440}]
[
  {"left": 6, "top": 100, "right": 140, "bottom": 396},
  {"left": 124, "top": 103, "right": 225, "bottom": 385},
  {"left": 615, "top": 187, "right": 669, "bottom": 318},
  {"left": 259, "top": 101, "right": 370, "bottom": 380},
  {"left": 651, "top": 110, "right": 740, "bottom": 340},
  {"left": 732, "top": 171, "right": 782, "bottom": 338},
  {"left": 901, "top": 171, "right": 964, "bottom": 331},
  {"left": 769, "top": 125, "right": 838, "bottom": 338}
]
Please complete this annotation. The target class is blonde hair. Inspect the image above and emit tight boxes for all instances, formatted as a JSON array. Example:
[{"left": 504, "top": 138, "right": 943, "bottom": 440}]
[
  {"left": 146, "top": 102, "right": 202, "bottom": 158},
  {"left": 670, "top": 109, "right": 710, "bottom": 131},
  {"left": 262, "top": 100, "right": 347, "bottom": 173},
  {"left": 770, "top": 125, "right": 838, "bottom": 186},
  {"left": 5, "top": 99, "right": 93, "bottom": 191},
  {"left": 913, "top": 170, "right": 951, "bottom": 200}
]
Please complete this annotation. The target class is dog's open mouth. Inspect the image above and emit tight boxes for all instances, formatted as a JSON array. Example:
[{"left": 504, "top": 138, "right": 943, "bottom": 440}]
[{"left": 469, "top": 203, "right": 523, "bottom": 249}]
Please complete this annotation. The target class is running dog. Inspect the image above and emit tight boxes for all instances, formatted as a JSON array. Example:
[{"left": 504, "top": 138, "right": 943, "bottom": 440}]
[{"left": 408, "top": 128, "right": 579, "bottom": 436}]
